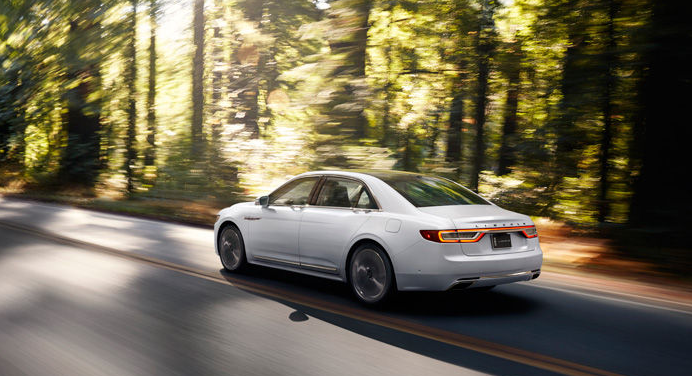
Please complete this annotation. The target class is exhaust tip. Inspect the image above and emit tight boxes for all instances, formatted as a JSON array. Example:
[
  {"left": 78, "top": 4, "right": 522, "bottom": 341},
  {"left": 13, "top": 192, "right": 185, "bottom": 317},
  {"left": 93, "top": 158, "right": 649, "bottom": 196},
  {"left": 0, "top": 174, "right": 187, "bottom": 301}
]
[{"left": 449, "top": 282, "right": 474, "bottom": 290}]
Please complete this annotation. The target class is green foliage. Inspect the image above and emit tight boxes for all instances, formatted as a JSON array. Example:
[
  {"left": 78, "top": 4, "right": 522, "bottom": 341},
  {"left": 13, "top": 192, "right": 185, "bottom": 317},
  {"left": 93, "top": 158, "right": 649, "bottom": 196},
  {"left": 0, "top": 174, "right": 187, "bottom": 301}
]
[{"left": 1, "top": 0, "right": 688, "bottom": 232}]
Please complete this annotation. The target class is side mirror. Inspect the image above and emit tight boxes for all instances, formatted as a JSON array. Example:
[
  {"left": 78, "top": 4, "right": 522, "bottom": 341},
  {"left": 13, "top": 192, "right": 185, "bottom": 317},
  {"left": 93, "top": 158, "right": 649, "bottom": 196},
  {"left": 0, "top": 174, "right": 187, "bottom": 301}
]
[{"left": 255, "top": 196, "right": 269, "bottom": 207}]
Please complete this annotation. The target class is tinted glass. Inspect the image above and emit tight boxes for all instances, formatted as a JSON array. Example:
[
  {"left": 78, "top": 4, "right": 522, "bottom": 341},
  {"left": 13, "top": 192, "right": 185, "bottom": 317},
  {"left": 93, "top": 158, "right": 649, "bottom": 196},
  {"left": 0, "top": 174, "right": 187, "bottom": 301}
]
[
  {"left": 269, "top": 177, "right": 318, "bottom": 205},
  {"left": 316, "top": 178, "right": 365, "bottom": 208},
  {"left": 355, "top": 189, "right": 377, "bottom": 209},
  {"left": 380, "top": 175, "right": 489, "bottom": 207}
]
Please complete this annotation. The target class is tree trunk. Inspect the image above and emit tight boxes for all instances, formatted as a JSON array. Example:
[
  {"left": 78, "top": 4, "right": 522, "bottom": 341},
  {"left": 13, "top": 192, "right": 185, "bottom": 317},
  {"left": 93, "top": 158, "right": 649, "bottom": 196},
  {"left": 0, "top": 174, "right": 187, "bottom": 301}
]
[
  {"left": 191, "top": 0, "right": 205, "bottom": 156},
  {"left": 325, "top": 0, "right": 372, "bottom": 141},
  {"left": 59, "top": 18, "right": 102, "bottom": 186},
  {"left": 498, "top": 39, "right": 521, "bottom": 176},
  {"left": 470, "top": 1, "right": 495, "bottom": 192},
  {"left": 445, "top": 84, "right": 464, "bottom": 169},
  {"left": 0, "top": 72, "right": 27, "bottom": 167},
  {"left": 554, "top": 15, "right": 588, "bottom": 180},
  {"left": 210, "top": 3, "right": 224, "bottom": 148},
  {"left": 381, "top": 4, "right": 395, "bottom": 147},
  {"left": 145, "top": 0, "right": 157, "bottom": 168},
  {"left": 230, "top": 0, "right": 263, "bottom": 139},
  {"left": 124, "top": 0, "right": 138, "bottom": 194},
  {"left": 597, "top": 0, "right": 617, "bottom": 223},
  {"left": 352, "top": 0, "right": 371, "bottom": 139}
]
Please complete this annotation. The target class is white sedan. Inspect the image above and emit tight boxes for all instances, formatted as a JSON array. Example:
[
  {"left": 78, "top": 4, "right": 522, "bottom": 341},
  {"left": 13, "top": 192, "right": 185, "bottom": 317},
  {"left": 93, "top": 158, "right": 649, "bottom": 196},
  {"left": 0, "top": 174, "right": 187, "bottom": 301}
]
[{"left": 214, "top": 170, "right": 543, "bottom": 304}]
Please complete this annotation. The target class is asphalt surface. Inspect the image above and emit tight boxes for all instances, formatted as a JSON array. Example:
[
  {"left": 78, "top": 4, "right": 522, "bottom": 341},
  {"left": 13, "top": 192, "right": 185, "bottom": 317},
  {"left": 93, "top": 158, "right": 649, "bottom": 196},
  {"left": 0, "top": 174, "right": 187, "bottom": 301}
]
[{"left": 1, "top": 197, "right": 691, "bottom": 376}]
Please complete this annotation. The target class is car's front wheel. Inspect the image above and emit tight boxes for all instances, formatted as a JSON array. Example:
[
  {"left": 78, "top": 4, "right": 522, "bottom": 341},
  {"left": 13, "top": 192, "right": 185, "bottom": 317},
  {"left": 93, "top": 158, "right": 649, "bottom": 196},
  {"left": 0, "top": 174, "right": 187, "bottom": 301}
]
[
  {"left": 219, "top": 225, "right": 246, "bottom": 272},
  {"left": 349, "top": 243, "right": 394, "bottom": 305}
]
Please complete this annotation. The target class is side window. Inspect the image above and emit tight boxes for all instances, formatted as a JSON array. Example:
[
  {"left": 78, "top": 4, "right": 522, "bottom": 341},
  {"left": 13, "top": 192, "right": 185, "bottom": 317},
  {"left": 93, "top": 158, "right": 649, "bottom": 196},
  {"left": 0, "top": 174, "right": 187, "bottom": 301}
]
[
  {"left": 315, "top": 178, "right": 377, "bottom": 209},
  {"left": 315, "top": 178, "right": 364, "bottom": 208},
  {"left": 355, "top": 188, "right": 377, "bottom": 209},
  {"left": 269, "top": 177, "right": 318, "bottom": 206}
]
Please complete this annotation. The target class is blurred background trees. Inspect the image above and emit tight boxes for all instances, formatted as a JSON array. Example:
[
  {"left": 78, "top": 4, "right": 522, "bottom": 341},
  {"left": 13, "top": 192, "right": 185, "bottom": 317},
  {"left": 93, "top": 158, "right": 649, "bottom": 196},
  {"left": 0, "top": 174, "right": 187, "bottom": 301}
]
[{"left": 1, "top": 0, "right": 691, "bottom": 239}]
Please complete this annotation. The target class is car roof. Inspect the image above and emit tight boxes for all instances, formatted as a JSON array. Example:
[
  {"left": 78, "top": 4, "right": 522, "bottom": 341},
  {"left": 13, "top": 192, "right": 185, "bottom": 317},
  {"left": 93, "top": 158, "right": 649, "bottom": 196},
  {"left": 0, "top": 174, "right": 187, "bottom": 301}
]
[{"left": 298, "top": 169, "right": 426, "bottom": 181}]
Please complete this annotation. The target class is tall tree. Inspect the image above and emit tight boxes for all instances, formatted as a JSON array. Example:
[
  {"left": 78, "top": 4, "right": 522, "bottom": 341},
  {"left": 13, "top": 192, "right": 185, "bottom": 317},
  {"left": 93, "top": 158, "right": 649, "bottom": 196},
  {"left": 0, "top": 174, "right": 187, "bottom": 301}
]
[
  {"left": 210, "top": 1, "right": 225, "bottom": 144},
  {"left": 349, "top": 0, "right": 372, "bottom": 139},
  {"left": 470, "top": 0, "right": 497, "bottom": 191},
  {"left": 445, "top": 87, "right": 464, "bottom": 166},
  {"left": 191, "top": 0, "right": 205, "bottom": 155},
  {"left": 144, "top": 0, "right": 158, "bottom": 168},
  {"left": 444, "top": 0, "right": 474, "bottom": 177},
  {"left": 231, "top": 0, "right": 263, "bottom": 138},
  {"left": 552, "top": 1, "right": 590, "bottom": 180},
  {"left": 0, "top": 50, "right": 29, "bottom": 166},
  {"left": 124, "top": 0, "right": 138, "bottom": 194},
  {"left": 381, "top": 1, "right": 396, "bottom": 147},
  {"left": 0, "top": 0, "right": 46, "bottom": 168},
  {"left": 628, "top": 0, "right": 692, "bottom": 232},
  {"left": 596, "top": 0, "right": 618, "bottom": 223},
  {"left": 58, "top": 2, "right": 106, "bottom": 186},
  {"left": 497, "top": 38, "right": 521, "bottom": 176},
  {"left": 324, "top": 0, "right": 373, "bottom": 140}
]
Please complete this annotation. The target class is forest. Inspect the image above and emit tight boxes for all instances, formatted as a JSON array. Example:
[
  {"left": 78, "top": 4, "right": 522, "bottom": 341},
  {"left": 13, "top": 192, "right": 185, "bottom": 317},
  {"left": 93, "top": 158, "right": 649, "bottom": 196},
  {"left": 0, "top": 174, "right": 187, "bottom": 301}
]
[{"left": 1, "top": 0, "right": 691, "bottom": 254}]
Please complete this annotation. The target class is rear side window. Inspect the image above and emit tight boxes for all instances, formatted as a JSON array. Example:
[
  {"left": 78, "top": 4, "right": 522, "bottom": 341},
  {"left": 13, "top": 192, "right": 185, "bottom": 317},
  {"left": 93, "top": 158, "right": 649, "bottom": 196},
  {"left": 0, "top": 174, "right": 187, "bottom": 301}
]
[
  {"left": 355, "top": 189, "right": 377, "bottom": 209},
  {"left": 269, "top": 177, "right": 319, "bottom": 206},
  {"left": 315, "top": 178, "right": 378, "bottom": 209},
  {"left": 381, "top": 175, "right": 489, "bottom": 207}
]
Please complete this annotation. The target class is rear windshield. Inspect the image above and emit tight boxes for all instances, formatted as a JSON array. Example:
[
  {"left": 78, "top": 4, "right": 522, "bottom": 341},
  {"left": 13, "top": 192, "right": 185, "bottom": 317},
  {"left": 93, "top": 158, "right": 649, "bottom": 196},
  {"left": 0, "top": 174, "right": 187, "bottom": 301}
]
[{"left": 379, "top": 174, "right": 490, "bottom": 207}]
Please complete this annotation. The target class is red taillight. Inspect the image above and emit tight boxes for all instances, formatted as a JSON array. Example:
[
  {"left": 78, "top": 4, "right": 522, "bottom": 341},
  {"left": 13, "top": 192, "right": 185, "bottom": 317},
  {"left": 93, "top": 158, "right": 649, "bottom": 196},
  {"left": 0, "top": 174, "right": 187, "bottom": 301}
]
[
  {"left": 420, "top": 230, "right": 484, "bottom": 243},
  {"left": 521, "top": 226, "right": 538, "bottom": 238},
  {"left": 421, "top": 225, "right": 537, "bottom": 243},
  {"left": 420, "top": 230, "right": 442, "bottom": 242}
]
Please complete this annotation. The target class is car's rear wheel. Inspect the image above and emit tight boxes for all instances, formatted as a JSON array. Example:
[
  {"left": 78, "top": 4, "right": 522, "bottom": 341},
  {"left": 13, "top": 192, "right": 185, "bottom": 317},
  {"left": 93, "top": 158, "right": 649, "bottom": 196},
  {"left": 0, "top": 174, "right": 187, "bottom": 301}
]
[
  {"left": 349, "top": 243, "right": 394, "bottom": 305},
  {"left": 219, "top": 225, "right": 246, "bottom": 272}
]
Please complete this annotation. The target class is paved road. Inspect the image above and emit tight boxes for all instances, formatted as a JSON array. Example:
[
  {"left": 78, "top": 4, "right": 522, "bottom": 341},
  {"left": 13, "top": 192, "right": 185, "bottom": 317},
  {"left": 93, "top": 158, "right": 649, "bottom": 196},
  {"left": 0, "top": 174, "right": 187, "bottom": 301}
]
[{"left": 1, "top": 197, "right": 691, "bottom": 376}]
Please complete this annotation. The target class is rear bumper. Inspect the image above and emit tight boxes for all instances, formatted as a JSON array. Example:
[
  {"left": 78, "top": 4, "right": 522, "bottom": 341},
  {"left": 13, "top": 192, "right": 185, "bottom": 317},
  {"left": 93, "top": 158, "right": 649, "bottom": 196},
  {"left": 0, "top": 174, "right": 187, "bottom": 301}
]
[
  {"left": 392, "top": 240, "right": 543, "bottom": 291},
  {"left": 448, "top": 269, "right": 541, "bottom": 290}
]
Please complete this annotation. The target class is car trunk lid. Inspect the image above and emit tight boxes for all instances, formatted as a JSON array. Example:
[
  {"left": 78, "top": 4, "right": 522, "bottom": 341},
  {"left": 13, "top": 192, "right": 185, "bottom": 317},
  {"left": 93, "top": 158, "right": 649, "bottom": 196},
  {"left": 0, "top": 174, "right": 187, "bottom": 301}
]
[{"left": 418, "top": 205, "right": 535, "bottom": 256}]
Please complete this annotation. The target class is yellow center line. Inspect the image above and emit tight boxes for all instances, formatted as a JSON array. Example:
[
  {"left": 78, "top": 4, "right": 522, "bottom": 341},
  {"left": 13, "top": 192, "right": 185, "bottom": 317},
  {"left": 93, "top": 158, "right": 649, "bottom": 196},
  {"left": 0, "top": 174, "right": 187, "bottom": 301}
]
[{"left": 0, "top": 220, "right": 623, "bottom": 376}]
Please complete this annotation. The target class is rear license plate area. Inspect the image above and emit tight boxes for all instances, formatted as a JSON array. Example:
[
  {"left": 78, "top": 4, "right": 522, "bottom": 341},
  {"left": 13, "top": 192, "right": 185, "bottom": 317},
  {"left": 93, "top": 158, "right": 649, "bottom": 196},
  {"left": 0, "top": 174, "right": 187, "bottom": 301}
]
[{"left": 491, "top": 233, "right": 512, "bottom": 249}]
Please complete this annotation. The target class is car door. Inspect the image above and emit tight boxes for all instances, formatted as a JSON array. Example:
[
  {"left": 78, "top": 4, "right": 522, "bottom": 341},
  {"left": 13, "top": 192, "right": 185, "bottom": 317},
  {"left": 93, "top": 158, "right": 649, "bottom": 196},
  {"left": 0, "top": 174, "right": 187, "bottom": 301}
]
[
  {"left": 247, "top": 176, "right": 320, "bottom": 267},
  {"left": 299, "top": 177, "right": 378, "bottom": 274}
]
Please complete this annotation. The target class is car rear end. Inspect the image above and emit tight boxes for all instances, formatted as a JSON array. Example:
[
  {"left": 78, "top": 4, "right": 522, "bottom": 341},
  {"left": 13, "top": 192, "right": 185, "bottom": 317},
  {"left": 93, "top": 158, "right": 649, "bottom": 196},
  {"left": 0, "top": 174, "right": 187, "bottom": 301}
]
[
  {"left": 392, "top": 206, "right": 543, "bottom": 291},
  {"left": 363, "top": 171, "right": 543, "bottom": 292}
]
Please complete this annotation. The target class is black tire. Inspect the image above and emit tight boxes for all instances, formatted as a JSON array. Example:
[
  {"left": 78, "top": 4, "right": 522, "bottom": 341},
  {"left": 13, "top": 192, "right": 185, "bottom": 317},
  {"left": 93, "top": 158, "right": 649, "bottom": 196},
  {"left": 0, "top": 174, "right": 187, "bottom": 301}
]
[
  {"left": 348, "top": 243, "right": 395, "bottom": 305},
  {"left": 218, "top": 224, "right": 246, "bottom": 272}
]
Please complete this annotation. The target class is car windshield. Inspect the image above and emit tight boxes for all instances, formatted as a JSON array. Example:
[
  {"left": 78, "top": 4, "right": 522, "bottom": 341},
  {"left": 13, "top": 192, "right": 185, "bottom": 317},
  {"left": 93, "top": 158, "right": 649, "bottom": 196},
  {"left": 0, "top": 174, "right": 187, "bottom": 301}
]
[{"left": 378, "top": 174, "right": 490, "bottom": 207}]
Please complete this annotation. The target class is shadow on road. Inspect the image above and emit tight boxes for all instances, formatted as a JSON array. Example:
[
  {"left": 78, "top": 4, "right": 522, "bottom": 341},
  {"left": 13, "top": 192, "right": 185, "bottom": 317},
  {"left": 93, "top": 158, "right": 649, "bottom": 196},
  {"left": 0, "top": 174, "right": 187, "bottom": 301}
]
[
  {"left": 220, "top": 264, "right": 541, "bottom": 317},
  {"left": 218, "top": 265, "right": 551, "bottom": 376}
]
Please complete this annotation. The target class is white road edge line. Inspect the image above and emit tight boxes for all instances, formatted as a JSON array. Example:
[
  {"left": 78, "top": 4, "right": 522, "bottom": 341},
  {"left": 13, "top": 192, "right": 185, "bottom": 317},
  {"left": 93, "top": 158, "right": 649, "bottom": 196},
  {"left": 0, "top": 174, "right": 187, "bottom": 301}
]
[{"left": 524, "top": 282, "right": 692, "bottom": 315}]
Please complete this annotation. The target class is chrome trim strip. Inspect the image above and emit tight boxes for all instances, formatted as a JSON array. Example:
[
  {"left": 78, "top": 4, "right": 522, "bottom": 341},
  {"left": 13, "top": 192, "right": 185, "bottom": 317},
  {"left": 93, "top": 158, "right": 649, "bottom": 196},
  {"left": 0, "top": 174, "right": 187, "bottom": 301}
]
[
  {"left": 456, "top": 270, "right": 534, "bottom": 282},
  {"left": 303, "top": 204, "right": 381, "bottom": 212},
  {"left": 254, "top": 255, "right": 339, "bottom": 274},
  {"left": 300, "top": 262, "right": 338, "bottom": 273},
  {"left": 483, "top": 270, "right": 534, "bottom": 279},
  {"left": 254, "top": 255, "right": 300, "bottom": 266}
]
